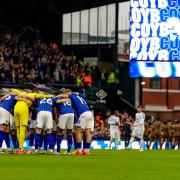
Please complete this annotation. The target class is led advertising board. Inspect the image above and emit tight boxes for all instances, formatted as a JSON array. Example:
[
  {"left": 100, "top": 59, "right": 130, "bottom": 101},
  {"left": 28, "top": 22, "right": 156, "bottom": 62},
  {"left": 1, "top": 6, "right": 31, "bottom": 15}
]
[{"left": 130, "top": 0, "right": 180, "bottom": 77}]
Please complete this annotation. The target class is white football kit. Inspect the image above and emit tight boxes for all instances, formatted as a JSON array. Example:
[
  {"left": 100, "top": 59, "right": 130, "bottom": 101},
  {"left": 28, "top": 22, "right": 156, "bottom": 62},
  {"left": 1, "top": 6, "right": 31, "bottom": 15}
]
[
  {"left": 108, "top": 115, "right": 120, "bottom": 139},
  {"left": 132, "top": 112, "right": 145, "bottom": 139}
]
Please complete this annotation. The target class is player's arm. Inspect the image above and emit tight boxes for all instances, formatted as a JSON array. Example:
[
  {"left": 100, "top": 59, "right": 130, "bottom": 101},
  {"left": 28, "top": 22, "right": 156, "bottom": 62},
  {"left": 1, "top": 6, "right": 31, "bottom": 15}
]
[
  {"left": 19, "top": 94, "right": 35, "bottom": 101},
  {"left": 35, "top": 93, "right": 54, "bottom": 98},
  {"left": 56, "top": 98, "right": 71, "bottom": 104},
  {"left": 15, "top": 96, "right": 32, "bottom": 106},
  {"left": 11, "top": 89, "right": 26, "bottom": 95},
  {"left": 56, "top": 94, "right": 69, "bottom": 99},
  {"left": 53, "top": 107, "right": 59, "bottom": 124},
  {"left": 0, "top": 93, "right": 11, "bottom": 102}
]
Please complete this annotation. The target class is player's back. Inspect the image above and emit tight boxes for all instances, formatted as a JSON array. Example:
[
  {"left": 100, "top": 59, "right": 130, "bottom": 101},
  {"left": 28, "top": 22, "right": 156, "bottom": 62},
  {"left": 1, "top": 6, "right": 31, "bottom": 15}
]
[
  {"left": 69, "top": 93, "right": 90, "bottom": 116},
  {"left": 56, "top": 99, "right": 74, "bottom": 115},
  {"left": 36, "top": 98, "right": 56, "bottom": 113},
  {"left": 0, "top": 95, "right": 16, "bottom": 113}
]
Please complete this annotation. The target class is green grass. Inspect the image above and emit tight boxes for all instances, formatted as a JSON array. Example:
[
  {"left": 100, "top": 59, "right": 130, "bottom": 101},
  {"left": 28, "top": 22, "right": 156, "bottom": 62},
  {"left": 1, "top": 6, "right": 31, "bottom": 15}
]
[{"left": 0, "top": 150, "right": 180, "bottom": 180}]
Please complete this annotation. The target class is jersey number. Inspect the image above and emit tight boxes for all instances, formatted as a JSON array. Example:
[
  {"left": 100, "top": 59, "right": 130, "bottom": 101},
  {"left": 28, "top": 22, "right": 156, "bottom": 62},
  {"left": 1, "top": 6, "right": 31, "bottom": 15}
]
[
  {"left": 5, "top": 96, "right": 11, "bottom": 100},
  {"left": 40, "top": 98, "right": 52, "bottom": 105},
  {"left": 77, "top": 96, "right": 86, "bottom": 104},
  {"left": 63, "top": 101, "right": 71, "bottom": 106}
]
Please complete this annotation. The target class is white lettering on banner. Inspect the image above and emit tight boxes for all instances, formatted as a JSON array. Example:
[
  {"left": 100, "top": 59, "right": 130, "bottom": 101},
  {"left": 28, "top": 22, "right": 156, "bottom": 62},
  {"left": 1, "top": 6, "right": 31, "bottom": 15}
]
[
  {"left": 137, "top": 61, "right": 180, "bottom": 77},
  {"left": 130, "top": 0, "right": 180, "bottom": 61},
  {"left": 131, "top": 0, "right": 168, "bottom": 8}
]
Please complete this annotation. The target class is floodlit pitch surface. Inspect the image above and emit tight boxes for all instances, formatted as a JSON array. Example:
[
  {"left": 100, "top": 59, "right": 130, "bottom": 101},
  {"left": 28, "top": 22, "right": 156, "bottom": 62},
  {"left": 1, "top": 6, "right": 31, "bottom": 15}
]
[{"left": 1, "top": 150, "right": 180, "bottom": 180}]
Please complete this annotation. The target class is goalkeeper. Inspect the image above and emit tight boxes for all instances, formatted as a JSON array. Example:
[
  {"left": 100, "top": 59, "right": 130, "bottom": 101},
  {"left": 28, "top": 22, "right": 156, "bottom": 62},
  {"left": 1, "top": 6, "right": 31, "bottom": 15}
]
[{"left": 11, "top": 88, "right": 53, "bottom": 154}]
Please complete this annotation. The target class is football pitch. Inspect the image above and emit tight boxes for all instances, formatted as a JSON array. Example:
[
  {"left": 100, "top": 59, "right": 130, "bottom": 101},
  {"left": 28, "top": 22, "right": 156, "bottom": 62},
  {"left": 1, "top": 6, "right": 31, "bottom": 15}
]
[{"left": 1, "top": 150, "right": 180, "bottom": 180}]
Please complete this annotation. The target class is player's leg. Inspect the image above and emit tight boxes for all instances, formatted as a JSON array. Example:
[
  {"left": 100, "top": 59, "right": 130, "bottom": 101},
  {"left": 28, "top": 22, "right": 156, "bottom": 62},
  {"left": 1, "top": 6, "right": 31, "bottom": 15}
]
[
  {"left": 14, "top": 104, "right": 29, "bottom": 154},
  {"left": 128, "top": 127, "right": 136, "bottom": 149},
  {"left": 28, "top": 120, "right": 36, "bottom": 152},
  {"left": 45, "top": 112, "right": 54, "bottom": 153},
  {"left": 128, "top": 135, "right": 135, "bottom": 149},
  {"left": 75, "top": 126, "right": 83, "bottom": 154},
  {"left": 42, "top": 131, "right": 48, "bottom": 152},
  {"left": 19, "top": 109, "right": 29, "bottom": 152},
  {"left": 109, "top": 129, "right": 115, "bottom": 149},
  {"left": 10, "top": 115, "right": 19, "bottom": 151},
  {"left": 0, "top": 108, "right": 11, "bottom": 153},
  {"left": 56, "top": 115, "right": 66, "bottom": 154},
  {"left": 67, "top": 129, "right": 73, "bottom": 154},
  {"left": 139, "top": 138, "right": 144, "bottom": 151},
  {"left": 156, "top": 134, "right": 161, "bottom": 149},
  {"left": 3, "top": 126, "right": 10, "bottom": 152},
  {"left": 171, "top": 135, "right": 175, "bottom": 149},
  {"left": 82, "top": 112, "right": 94, "bottom": 154},
  {"left": 114, "top": 131, "right": 120, "bottom": 150},
  {"left": 35, "top": 112, "right": 44, "bottom": 154},
  {"left": 0, "top": 130, "right": 3, "bottom": 153},
  {"left": 14, "top": 104, "right": 21, "bottom": 150},
  {"left": 35, "top": 128, "right": 42, "bottom": 153},
  {"left": 66, "top": 114, "right": 74, "bottom": 154},
  {"left": 76, "top": 113, "right": 87, "bottom": 154},
  {"left": 0, "top": 125, "right": 10, "bottom": 152},
  {"left": 167, "top": 135, "right": 172, "bottom": 149},
  {"left": 174, "top": 136, "right": 178, "bottom": 149},
  {"left": 71, "top": 125, "right": 78, "bottom": 155},
  {"left": 83, "top": 128, "right": 91, "bottom": 154},
  {"left": 56, "top": 127, "right": 63, "bottom": 154},
  {"left": 18, "top": 125, "right": 27, "bottom": 152},
  {"left": 139, "top": 127, "right": 144, "bottom": 151},
  {"left": 109, "top": 137, "right": 115, "bottom": 149},
  {"left": 10, "top": 130, "right": 19, "bottom": 150},
  {"left": 52, "top": 120, "right": 57, "bottom": 151}
]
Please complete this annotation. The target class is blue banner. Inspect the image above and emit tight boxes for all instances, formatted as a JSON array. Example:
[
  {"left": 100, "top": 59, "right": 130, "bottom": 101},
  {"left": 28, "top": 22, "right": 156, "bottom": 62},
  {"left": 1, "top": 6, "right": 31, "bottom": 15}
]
[
  {"left": 130, "top": 61, "right": 180, "bottom": 77},
  {"left": 130, "top": 0, "right": 180, "bottom": 61}
]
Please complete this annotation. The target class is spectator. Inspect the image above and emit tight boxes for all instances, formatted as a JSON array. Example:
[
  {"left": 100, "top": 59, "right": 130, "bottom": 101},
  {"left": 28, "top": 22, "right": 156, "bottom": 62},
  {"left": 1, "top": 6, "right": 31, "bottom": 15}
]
[{"left": 83, "top": 71, "right": 93, "bottom": 87}]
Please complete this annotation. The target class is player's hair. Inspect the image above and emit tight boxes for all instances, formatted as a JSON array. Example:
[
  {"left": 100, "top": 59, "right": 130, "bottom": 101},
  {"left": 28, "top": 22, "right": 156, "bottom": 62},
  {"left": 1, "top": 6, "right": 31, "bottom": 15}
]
[
  {"left": 63, "top": 89, "right": 72, "bottom": 94},
  {"left": 137, "top": 105, "right": 143, "bottom": 108},
  {"left": 114, "top": 110, "right": 120, "bottom": 114},
  {"left": 54, "top": 91, "right": 60, "bottom": 96},
  {"left": 31, "top": 88, "right": 39, "bottom": 93}
]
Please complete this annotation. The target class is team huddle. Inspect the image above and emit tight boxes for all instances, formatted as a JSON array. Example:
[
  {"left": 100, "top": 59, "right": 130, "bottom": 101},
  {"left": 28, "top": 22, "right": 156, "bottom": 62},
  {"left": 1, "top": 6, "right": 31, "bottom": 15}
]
[{"left": 0, "top": 88, "right": 94, "bottom": 155}]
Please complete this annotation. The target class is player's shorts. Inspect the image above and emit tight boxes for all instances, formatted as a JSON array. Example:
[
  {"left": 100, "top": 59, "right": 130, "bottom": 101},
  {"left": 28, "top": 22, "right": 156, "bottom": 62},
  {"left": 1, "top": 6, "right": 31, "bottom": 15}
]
[
  {"left": 77, "top": 111, "right": 94, "bottom": 130},
  {"left": 52, "top": 120, "right": 57, "bottom": 132},
  {"left": 30, "top": 120, "right": 37, "bottom": 129},
  {"left": 110, "top": 129, "right": 119, "bottom": 139},
  {"left": 58, "top": 113, "right": 74, "bottom": 130},
  {"left": 10, "top": 115, "right": 16, "bottom": 130},
  {"left": 0, "top": 107, "right": 11, "bottom": 125},
  {"left": 14, "top": 102, "right": 29, "bottom": 126},
  {"left": 36, "top": 111, "right": 53, "bottom": 130},
  {"left": 132, "top": 126, "right": 144, "bottom": 139}
]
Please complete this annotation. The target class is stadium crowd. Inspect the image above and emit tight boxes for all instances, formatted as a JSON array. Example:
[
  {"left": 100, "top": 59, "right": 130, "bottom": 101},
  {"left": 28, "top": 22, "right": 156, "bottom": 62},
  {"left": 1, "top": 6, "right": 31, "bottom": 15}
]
[{"left": 0, "top": 24, "right": 117, "bottom": 87}]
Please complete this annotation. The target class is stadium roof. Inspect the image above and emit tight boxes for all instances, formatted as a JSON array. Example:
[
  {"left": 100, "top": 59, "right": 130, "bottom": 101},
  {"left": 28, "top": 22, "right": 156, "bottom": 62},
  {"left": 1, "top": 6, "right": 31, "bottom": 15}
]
[{"left": 0, "top": 0, "right": 128, "bottom": 14}]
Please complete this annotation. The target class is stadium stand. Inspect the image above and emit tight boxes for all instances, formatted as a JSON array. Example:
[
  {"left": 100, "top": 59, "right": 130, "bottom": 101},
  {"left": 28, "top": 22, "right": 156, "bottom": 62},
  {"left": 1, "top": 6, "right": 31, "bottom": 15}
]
[{"left": 0, "top": 24, "right": 117, "bottom": 89}]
